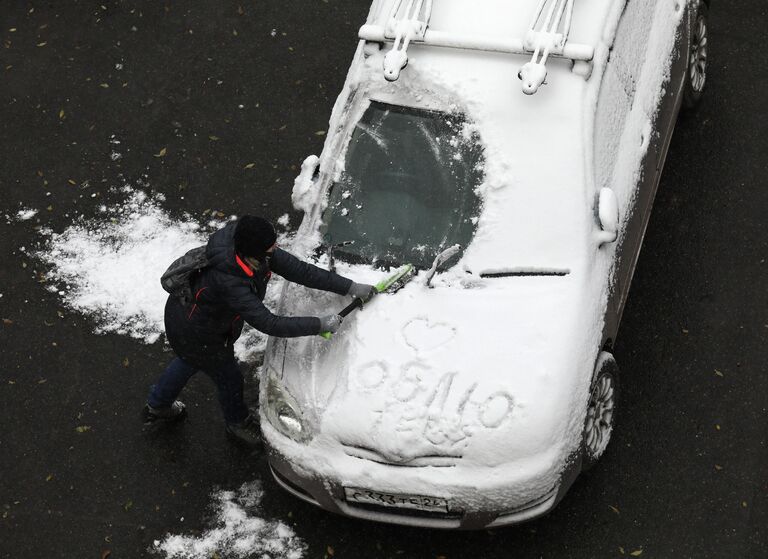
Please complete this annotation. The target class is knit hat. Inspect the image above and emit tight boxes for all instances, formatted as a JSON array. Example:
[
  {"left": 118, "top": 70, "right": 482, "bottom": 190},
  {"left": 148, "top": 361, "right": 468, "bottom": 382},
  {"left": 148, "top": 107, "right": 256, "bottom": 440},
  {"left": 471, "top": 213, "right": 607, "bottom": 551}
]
[{"left": 234, "top": 216, "right": 277, "bottom": 258}]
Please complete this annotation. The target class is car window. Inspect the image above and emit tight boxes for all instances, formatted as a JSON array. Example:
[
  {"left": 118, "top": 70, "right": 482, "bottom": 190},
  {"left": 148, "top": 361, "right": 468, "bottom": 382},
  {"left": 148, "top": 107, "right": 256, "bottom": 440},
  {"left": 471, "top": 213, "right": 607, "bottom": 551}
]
[{"left": 321, "top": 101, "right": 484, "bottom": 270}]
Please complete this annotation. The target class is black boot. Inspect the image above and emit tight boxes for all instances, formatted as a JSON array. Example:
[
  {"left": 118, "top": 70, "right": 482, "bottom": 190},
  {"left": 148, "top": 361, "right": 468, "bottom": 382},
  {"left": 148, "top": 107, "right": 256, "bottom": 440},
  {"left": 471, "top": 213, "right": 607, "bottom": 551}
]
[
  {"left": 225, "top": 413, "right": 262, "bottom": 448},
  {"left": 142, "top": 400, "right": 187, "bottom": 425}
]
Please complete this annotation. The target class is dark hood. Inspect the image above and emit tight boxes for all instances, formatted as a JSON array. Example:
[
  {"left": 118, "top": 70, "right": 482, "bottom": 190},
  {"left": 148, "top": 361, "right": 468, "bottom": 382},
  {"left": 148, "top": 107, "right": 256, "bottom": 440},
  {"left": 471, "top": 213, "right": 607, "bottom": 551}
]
[{"left": 205, "top": 220, "right": 250, "bottom": 278}]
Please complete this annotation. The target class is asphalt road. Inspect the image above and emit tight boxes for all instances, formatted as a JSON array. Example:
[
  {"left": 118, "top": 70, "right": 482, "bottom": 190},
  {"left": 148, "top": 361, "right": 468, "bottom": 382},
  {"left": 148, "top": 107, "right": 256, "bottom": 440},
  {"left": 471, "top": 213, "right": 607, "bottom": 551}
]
[{"left": 1, "top": 1, "right": 766, "bottom": 558}]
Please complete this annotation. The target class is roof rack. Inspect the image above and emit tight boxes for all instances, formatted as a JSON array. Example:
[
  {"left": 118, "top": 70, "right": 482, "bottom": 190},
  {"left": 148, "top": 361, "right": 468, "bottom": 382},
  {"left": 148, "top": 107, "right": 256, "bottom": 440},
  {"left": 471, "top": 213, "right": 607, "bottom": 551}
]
[
  {"left": 519, "top": 0, "right": 575, "bottom": 94},
  {"left": 358, "top": 0, "right": 593, "bottom": 95},
  {"left": 381, "top": 0, "right": 434, "bottom": 81}
]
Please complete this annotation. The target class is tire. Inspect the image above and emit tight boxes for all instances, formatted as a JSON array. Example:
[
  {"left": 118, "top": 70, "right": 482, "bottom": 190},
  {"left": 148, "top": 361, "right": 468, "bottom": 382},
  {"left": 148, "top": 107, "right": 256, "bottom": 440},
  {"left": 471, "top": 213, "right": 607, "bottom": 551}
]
[
  {"left": 581, "top": 351, "right": 619, "bottom": 471},
  {"left": 682, "top": 0, "right": 709, "bottom": 109}
]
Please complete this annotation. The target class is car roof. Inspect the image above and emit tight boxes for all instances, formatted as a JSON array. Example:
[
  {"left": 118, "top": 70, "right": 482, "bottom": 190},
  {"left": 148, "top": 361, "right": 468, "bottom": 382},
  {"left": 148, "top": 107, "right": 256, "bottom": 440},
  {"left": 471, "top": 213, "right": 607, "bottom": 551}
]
[
  {"left": 367, "top": 0, "right": 615, "bottom": 47},
  {"left": 346, "top": 1, "right": 626, "bottom": 270}
]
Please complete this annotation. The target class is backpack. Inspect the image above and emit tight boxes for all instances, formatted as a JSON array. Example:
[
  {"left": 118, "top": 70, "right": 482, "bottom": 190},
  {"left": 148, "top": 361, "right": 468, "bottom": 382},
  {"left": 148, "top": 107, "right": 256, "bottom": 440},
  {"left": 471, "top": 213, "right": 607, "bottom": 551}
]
[{"left": 160, "top": 245, "right": 210, "bottom": 307}]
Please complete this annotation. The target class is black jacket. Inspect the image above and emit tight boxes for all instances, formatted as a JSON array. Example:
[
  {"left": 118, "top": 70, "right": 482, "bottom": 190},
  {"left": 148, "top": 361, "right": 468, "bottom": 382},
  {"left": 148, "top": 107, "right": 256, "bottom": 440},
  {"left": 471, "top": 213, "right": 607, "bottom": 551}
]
[{"left": 164, "top": 221, "right": 351, "bottom": 368}]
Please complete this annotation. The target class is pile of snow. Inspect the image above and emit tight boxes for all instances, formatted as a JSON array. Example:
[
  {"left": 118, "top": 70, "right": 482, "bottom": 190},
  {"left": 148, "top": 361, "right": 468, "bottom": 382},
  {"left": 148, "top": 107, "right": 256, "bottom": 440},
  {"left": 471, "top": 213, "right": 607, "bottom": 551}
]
[
  {"left": 16, "top": 208, "right": 38, "bottom": 221},
  {"left": 34, "top": 186, "right": 282, "bottom": 362},
  {"left": 153, "top": 481, "right": 306, "bottom": 559}
]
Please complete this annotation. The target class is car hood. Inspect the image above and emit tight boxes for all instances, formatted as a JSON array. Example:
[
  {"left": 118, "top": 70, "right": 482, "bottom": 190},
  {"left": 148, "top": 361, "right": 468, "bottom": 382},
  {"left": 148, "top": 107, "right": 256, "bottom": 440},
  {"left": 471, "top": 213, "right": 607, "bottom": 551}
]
[{"left": 265, "top": 267, "right": 598, "bottom": 468}]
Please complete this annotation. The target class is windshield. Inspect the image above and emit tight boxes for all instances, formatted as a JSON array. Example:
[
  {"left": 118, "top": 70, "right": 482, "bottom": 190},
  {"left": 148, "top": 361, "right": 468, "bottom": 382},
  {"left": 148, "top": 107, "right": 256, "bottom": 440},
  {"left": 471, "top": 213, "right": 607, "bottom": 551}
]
[{"left": 321, "top": 101, "right": 484, "bottom": 270}]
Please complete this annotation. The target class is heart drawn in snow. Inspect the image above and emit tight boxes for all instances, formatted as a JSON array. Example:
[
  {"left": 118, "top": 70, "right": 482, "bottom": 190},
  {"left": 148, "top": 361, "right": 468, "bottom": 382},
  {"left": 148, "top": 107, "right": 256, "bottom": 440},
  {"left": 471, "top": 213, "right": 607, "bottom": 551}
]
[{"left": 402, "top": 318, "right": 456, "bottom": 352}]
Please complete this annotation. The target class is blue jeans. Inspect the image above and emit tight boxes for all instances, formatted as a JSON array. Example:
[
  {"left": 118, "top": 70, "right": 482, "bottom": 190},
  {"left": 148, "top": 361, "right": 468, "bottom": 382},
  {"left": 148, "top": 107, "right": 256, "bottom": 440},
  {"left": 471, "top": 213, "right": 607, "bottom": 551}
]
[{"left": 148, "top": 357, "right": 250, "bottom": 424}]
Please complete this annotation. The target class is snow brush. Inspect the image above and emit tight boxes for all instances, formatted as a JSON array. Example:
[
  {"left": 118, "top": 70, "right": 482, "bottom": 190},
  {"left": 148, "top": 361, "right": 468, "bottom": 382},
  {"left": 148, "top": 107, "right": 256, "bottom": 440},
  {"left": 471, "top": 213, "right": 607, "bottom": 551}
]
[{"left": 320, "top": 263, "right": 416, "bottom": 339}]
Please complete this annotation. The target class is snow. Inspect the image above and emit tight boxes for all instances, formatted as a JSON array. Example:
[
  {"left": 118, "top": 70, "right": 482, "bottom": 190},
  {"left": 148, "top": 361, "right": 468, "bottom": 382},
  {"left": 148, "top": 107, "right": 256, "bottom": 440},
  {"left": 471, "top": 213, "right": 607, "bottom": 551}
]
[
  {"left": 33, "top": 186, "right": 282, "bottom": 362},
  {"left": 276, "top": 213, "right": 290, "bottom": 227},
  {"left": 153, "top": 481, "right": 306, "bottom": 559},
  {"left": 290, "top": 155, "right": 320, "bottom": 214},
  {"left": 262, "top": 0, "right": 685, "bottom": 513},
  {"left": 16, "top": 208, "right": 38, "bottom": 221}
]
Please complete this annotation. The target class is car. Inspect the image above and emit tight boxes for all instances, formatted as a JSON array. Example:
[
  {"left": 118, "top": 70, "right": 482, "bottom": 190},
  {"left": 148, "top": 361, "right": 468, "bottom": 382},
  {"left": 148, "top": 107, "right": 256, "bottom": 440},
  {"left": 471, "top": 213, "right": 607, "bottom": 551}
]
[{"left": 259, "top": 0, "right": 709, "bottom": 529}]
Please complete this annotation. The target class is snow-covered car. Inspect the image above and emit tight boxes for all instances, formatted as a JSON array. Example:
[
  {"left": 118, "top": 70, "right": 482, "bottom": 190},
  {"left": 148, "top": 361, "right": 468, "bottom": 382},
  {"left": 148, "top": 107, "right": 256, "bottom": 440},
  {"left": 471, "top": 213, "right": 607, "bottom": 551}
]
[{"left": 260, "top": 0, "right": 709, "bottom": 528}]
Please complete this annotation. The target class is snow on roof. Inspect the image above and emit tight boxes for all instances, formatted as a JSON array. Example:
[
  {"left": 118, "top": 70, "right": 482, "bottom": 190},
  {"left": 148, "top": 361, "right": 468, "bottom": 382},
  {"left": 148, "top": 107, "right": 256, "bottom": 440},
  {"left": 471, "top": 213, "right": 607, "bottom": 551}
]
[
  {"left": 367, "top": 0, "right": 614, "bottom": 43},
  {"left": 363, "top": 0, "right": 616, "bottom": 93},
  {"left": 353, "top": 43, "right": 592, "bottom": 273}
]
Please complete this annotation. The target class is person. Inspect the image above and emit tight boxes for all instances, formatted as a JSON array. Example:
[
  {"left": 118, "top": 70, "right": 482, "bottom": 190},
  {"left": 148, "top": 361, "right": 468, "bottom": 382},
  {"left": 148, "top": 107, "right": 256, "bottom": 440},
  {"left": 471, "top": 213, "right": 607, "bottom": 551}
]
[{"left": 143, "top": 215, "right": 376, "bottom": 447}]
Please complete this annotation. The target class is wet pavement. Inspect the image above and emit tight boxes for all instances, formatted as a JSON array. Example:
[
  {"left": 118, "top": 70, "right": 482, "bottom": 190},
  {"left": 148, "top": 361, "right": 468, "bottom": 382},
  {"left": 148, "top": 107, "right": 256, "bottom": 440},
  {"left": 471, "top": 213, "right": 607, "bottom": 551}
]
[{"left": 1, "top": 1, "right": 766, "bottom": 558}]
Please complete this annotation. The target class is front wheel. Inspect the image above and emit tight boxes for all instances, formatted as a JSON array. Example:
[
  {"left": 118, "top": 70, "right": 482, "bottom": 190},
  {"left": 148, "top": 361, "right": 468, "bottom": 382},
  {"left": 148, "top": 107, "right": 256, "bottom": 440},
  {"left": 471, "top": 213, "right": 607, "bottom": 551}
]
[
  {"left": 581, "top": 351, "right": 619, "bottom": 470},
  {"left": 682, "top": 0, "right": 709, "bottom": 109}
]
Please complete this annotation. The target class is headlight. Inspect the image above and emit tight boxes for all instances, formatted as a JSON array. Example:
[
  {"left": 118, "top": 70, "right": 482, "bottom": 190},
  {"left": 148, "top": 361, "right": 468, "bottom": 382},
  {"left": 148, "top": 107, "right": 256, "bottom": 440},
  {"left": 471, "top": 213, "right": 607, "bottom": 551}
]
[{"left": 264, "top": 371, "right": 312, "bottom": 443}]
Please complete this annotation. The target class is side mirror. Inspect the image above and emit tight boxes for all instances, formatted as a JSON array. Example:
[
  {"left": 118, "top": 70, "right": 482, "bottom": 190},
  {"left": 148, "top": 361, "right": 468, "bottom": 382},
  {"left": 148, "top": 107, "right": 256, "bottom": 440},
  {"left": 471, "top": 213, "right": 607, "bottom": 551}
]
[
  {"left": 291, "top": 155, "right": 320, "bottom": 212},
  {"left": 596, "top": 187, "right": 619, "bottom": 245}
]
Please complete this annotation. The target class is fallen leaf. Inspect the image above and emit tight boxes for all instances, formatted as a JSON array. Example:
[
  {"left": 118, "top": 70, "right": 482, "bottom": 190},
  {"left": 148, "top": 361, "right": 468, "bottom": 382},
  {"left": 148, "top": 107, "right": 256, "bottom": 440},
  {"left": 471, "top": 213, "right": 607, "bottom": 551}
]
[
  {"left": 123, "top": 500, "right": 133, "bottom": 512},
  {"left": 46, "top": 474, "right": 53, "bottom": 482},
  {"left": 99, "top": 83, "right": 109, "bottom": 88},
  {"left": 209, "top": 135, "right": 220, "bottom": 141},
  {"left": 68, "top": 179, "right": 76, "bottom": 185},
  {"left": 714, "top": 464, "right": 723, "bottom": 471},
  {"left": 101, "top": 551, "right": 111, "bottom": 559},
  {"left": 681, "top": 328, "right": 689, "bottom": 334},
  {"left": 715, "top": 424, "right": 721, "bottom": 431},
  {"left": 154, "top": 147, "right": 167, "bottom": 158},
  {"left": 38, "top": 379, "right": 47, "bottom": 384},
  {"left": 2, "top": 318, "right": 12, "bottom": 325},
  {"left": 742, "top": 501, "right": 748, "bottom": 508},
  {"left": 122, "top": 358, "right": 130, "bottom": 367},
  {"left": 244, "top": 163, "right": 255, "bottom": 169},
  {"left": 37, "top": 41, "right": 47, "bottom": 47},
  {"left": 714, "top": 369, "right": 724, "bottom": 377},
  {"left": 314, "top": 130, "right": 327, "bottom": 136},
  {"left": 59, "top": 109, "right": 65, "bottom": 119},
  {"left": 630, "top": 550, "right": 643, "bottom": 556},
  {"left": 75, "top": 425, "right": 91, "bottom": 433},
  {"left": 609, "top": 505, "right": 620, "bottom": 514},
  {"left": 46, "top": 205, "right": 53, "bottom": 211},
  {"left": 327, "top": 546, "right": 334, "bottom": 556}
]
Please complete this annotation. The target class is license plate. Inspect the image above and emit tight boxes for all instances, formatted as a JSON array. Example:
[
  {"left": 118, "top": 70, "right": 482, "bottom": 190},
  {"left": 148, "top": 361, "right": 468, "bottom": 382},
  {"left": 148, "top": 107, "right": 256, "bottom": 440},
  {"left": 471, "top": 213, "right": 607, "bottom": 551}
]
[{"left": 344, "top": 487, "right": 449, "bottom": 513}]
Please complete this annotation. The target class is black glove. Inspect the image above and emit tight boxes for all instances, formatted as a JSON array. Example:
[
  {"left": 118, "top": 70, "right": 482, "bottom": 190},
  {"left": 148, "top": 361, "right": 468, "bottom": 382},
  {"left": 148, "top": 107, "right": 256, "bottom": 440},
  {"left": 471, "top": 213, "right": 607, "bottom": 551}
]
[
  {"left": 347, "top": 282, "right": 377, "bottom": 303},
  {"left": 318, "top": 314, "right": 343, "bottom": 333}
]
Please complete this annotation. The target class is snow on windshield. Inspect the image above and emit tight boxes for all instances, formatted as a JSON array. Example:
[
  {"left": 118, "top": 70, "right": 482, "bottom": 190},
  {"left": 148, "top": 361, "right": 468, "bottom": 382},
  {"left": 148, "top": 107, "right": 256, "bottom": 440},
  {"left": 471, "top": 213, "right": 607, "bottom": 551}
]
[{"left": 321, "top": 101, "right": 483, "bottom": 270}]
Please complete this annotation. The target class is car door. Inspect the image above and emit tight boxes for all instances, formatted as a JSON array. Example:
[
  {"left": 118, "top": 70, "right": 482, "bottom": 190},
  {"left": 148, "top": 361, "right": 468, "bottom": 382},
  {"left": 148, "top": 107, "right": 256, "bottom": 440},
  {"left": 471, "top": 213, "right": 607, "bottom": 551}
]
[
  {"left": 594, "top": 1, "right": 690, "bottom": 325},
  {"left": 593, "top": 0, "right": 652, "bottom": 332}
]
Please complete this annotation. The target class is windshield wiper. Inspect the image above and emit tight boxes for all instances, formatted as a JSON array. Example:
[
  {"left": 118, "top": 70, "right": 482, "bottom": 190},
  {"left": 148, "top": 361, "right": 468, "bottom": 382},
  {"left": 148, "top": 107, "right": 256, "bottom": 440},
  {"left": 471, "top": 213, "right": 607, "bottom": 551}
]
[{"left": 425, "top": 244, "right": 461, "bottom": 287}]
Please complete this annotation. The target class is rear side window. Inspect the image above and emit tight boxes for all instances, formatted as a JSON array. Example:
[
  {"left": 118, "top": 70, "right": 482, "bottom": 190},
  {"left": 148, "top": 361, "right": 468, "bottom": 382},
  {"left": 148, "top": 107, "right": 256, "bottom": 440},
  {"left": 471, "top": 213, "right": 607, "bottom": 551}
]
[{"left": 322, "top": 101, "right": 484, "bottom": 269}]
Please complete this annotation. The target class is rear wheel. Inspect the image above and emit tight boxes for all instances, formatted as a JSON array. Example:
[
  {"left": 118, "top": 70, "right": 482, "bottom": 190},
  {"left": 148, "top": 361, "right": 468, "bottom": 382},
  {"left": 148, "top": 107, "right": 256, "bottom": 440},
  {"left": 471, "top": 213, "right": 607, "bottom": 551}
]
[
  {"left": 582, "top": 352, "right": 618, "bottom": 470},
  {"left": 682, "top": 0, "right": 709, "bottom": 109}
]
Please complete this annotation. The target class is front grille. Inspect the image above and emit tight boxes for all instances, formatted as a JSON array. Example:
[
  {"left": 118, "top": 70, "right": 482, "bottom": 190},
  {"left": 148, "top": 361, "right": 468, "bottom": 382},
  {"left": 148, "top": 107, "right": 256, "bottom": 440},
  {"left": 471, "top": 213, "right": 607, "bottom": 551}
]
[{"left": 342, "top": 444, "right": 461, "bottom": 467}]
